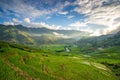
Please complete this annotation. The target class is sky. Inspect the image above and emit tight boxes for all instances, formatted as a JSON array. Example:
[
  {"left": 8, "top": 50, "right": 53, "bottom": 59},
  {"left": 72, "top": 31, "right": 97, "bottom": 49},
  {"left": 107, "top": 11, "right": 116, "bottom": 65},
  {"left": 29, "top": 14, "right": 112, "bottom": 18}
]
[{"left": 0, "top": 0, "right": 120, "bottom": 36}]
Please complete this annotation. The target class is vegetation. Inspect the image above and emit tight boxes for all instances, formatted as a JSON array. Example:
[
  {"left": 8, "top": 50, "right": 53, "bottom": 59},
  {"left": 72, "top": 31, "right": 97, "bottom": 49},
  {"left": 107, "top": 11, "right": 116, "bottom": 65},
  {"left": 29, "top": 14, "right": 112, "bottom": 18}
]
[
  {"left": 0, "top": 24, "right": 89, "bottom": 45},
  {"left": 90, "top": 46, "right": 120, "bottom": 79},
  {"left": 0, "top": 24, "right": 120, "bottom": 80},
  {"left": 0, "top": 41, "right": 118, "bottom": 80},
  {"left": 0, "top": 25, "right": 34, "bottom": 45},
  {"left": 77, "top": 31, "right": 120, "bottom": 48}
]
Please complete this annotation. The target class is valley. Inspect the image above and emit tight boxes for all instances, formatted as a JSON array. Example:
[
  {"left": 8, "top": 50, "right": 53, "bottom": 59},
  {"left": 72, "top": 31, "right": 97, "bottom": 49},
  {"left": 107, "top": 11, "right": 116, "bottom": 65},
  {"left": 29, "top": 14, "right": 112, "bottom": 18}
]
[
  {"left": 0, "top": 24, "right": 120, "bottom": 80},
  {"left": 0, "top": 0, "right": 120, "bottom": 80},
  {"left": 0, "top": 41, "right": 120, "bottom": 80}
]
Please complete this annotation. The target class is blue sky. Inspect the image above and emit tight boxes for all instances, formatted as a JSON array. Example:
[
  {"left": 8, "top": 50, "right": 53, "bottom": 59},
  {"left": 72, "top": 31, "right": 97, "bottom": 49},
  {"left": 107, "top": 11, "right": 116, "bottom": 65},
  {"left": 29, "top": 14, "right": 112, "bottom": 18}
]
[{"left": 0, "top": 0, "right": 120, "bottom": 36}]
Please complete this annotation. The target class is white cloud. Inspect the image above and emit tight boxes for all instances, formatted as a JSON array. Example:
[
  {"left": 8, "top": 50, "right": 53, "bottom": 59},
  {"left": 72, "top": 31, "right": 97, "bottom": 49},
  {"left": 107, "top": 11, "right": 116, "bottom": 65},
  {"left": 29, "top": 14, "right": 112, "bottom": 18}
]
[
  {"left": 69, "top": 21, "right": 87, "bottom": 27},
  {"left": 1, "top": 0, "right": 120, "bottom": 36},
  {"left": 0, "top": 0, "right": 43, "bottom": 18},
  {"left": 53, "top": 32, "right": 64, "bottom": 36},
  {"left": 12, "top": 18, "right": 21, "bottom": 23},
  {"left": 67, "top": 15, "right": 74, "bottom": 19},
  {"left": 3, "top": 18, "right": 22, "bottom": 25},
  {"left": 24, "top": 18, "right": 30, "bottom": 23},
  {"left": 3, "top": 22, "right": 14, "bottom": 25},
  {"left": 12, "top": 18, "right": 19, "bottom": 22},
  {"left": 58, "top": 11, "right": 68, "bottom": 15},
  {"left": 86, "top": 6, "right": 120, "bottom": 34},
  {"left": 74, "top": 0, "right": 106, "bottom": 14},
  {"left": 73, "top": 0, "right": 120, "bottom": 35},
  {"left": 22, "top": 21, "right": 75, "bottom": 31},
  {"left": 12, "top": 18, "right": 22, "bottom": 25},
  {"left": 52, "top": 32, "right": 69, "bottom": 38},
  {"left": 0, "top": 0, "right": 71, "bottom": 18},
  {"left": 23, "top": 22, "right": 61, "bottom": 30},
  {"left": 3, "top": 20, "right": 62, "bottom": 30},
  {"left": 45, "top": 16, "right": 51, "bottom": 20}
]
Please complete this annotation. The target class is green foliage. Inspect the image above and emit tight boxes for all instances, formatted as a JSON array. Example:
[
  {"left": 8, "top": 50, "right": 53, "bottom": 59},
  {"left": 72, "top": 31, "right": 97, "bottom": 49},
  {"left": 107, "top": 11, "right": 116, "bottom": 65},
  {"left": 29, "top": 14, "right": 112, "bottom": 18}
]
[
  {"left": 90, "top": 46, "right": 120, "bottom": 80},
  {"left": 0, "top": 42, "right": 118, "bottom": 80},
  {"left": 0, "top": 59, "right": 25, "bottom": 80}
]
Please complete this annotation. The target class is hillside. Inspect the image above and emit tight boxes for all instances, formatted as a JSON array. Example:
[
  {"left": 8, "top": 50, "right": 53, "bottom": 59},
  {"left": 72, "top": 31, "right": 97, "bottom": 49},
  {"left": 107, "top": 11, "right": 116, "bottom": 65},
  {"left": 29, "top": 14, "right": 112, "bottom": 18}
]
[
  {"left": 0, "top": 41, "right": 118, "bottom": 80},
  {"left": 0, "top": 24, "right": 90, "bottom": 45},
  {"left": 91, "top": 46, "right": 120, "bottom": 79},
  {"left": 0, "top": 25, "right": 120, "bottom": 80},
  {"left": 0, "top": 25, "right": 34, "bottom": 45},
  {"left": 14, "top": 25, "right": 89, "bottom": 36},
  {"left": 0, "top": 0, "right": 120, "bottom": 80},
  {"left": 77, "top": 31, "right": 120, "bottom": 48}
]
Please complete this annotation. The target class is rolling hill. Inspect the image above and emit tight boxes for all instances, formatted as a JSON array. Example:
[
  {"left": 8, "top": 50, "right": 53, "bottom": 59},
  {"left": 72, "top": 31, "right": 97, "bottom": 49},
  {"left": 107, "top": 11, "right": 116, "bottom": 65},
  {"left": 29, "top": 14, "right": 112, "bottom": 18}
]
[
  {"left": 0, "top": 41, "right": 118, "bottom": 80},
  {"left": 0, "top": 24, "right": 90, "bottom": 45},
  {"left": 0, "top": 24, "right": 120, "bottom": 80}
]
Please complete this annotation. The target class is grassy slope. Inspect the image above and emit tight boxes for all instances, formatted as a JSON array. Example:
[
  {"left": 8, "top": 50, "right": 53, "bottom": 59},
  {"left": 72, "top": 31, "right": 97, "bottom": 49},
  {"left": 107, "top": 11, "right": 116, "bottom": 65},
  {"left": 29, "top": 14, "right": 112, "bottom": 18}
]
[
  {"left": 90, "top": 46, "right": 120, "bottom": 79},
  {"left": 0, "top": 42, "right": 118, "bottom": 80}
]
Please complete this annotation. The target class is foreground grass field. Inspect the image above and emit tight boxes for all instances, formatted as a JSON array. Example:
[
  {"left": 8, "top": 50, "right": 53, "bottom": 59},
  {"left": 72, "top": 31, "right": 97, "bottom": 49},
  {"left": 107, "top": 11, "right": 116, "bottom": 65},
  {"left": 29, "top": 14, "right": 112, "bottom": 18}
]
[{"left": 0, "top": 42, "right": 119, "bottom": 80}]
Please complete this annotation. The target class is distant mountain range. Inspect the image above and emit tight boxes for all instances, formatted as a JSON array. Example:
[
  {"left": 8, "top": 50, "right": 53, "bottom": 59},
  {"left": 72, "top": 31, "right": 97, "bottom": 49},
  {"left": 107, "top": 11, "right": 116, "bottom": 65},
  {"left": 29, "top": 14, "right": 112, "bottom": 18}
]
[
  {"left": 77, "top": 31, "right": 120, "bottom": 48},
  {"left": 0, "top": 24, "right": 90, "bottom": 46},
  {"left": 1, "top": 24, "right": 119, "bottom": 47}
]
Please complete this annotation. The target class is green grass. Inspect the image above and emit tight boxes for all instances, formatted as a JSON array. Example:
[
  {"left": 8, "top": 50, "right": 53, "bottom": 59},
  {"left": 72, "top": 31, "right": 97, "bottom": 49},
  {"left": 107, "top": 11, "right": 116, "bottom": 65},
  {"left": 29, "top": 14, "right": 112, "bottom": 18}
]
[
  {"left": 0, "top": 58, "right": 25, "bottom": 80},
  {"left": 39, "top": 44, "right": 65, "bottom": 52},
  {"left": 90, "top": 46, "right": 120, "bottom": 80},
  {"left": 0, "top": 42, "right": 119, "bottom": 80}
]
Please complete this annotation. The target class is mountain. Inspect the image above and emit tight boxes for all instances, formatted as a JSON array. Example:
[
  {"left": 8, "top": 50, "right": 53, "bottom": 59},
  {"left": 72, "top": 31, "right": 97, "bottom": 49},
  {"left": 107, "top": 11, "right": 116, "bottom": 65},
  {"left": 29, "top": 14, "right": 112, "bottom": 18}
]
[
  {"left": 0, "top": 24, "right": 34, "bottom": 45},
  {"left": 77, "top": 31, "right": 120, "bottom": 48},
  {"left": 14, "top": 25, "right": 89, "bottom": 36},
  {"left": 0, "top": 24, "right": 90, "bottom": 45},
  {"left": 0, "top": 25, "right": 120, "bottom": 80}
]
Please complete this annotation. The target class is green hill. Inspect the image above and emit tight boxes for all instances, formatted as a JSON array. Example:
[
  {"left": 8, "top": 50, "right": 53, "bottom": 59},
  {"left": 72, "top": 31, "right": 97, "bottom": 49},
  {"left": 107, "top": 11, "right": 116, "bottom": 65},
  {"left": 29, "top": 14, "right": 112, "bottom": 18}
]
[
  {"left": 0, "top": 24, "right": 120, "bottom": 80},
  {"left": 0, "top": 25, "right": 34, "bottom": 45},
  {"left": 90, "top": 46, "right": 120, "bottom": 79},
  {"left": 0, "top": 41, "right": 118, "bottom": 80}
]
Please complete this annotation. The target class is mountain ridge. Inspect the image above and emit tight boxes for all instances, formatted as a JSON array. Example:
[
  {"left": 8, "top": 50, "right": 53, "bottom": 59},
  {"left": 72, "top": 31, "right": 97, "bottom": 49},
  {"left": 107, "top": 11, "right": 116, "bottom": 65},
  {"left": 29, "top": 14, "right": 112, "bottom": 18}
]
[{"left": 0, "top": 24, "right": 90, "bottom": 45}]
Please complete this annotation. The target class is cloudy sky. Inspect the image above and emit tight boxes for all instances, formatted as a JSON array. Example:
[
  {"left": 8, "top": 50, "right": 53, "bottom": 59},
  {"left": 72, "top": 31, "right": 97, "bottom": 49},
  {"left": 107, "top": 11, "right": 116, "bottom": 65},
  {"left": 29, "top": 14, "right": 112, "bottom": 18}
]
[{"left": 0, "top": 0, "right": 120, "bottom": 36}]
